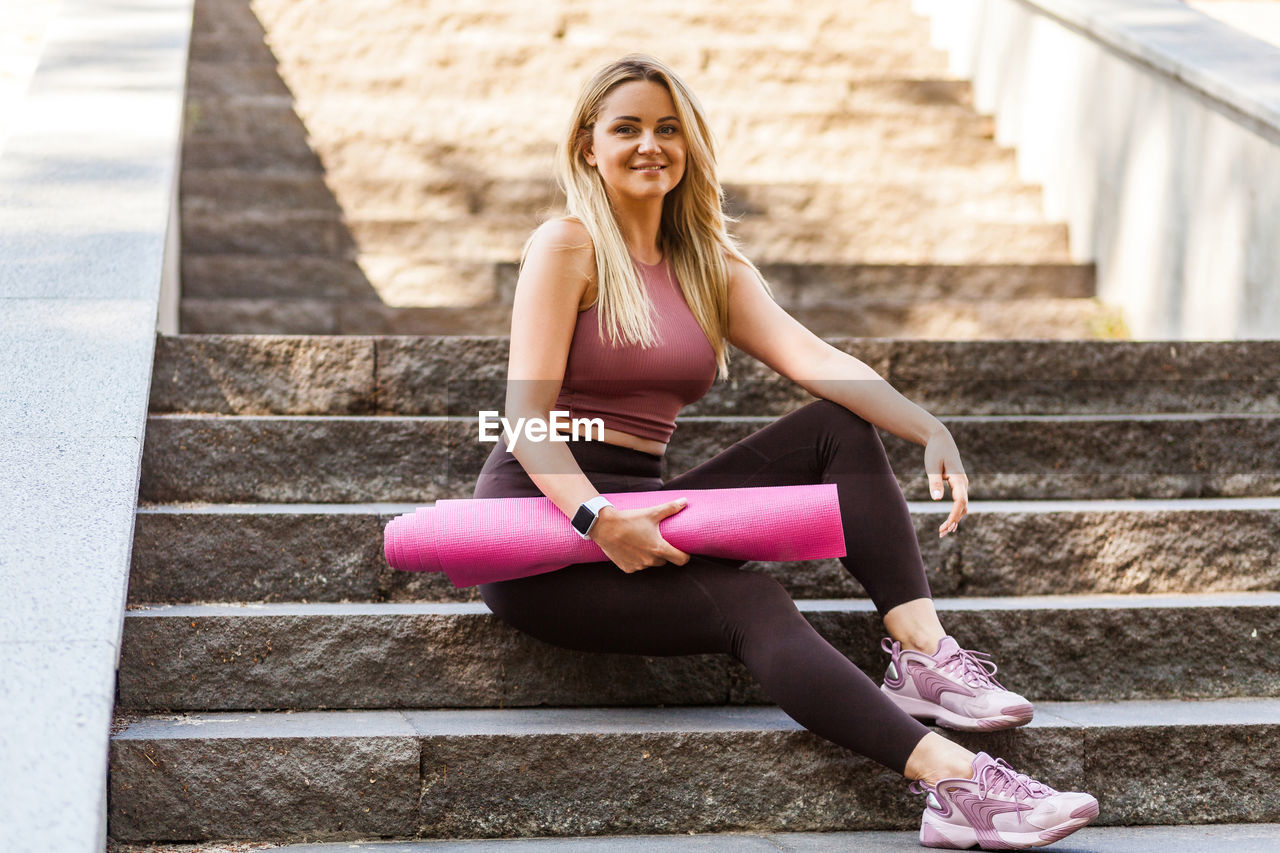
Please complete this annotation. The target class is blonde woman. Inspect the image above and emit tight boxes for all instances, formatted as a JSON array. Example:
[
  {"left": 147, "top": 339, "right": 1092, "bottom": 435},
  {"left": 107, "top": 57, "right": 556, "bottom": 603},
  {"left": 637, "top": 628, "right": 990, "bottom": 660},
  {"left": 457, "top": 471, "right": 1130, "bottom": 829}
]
[{"left": 473, "top": 55, "right": 1098, "bottom": 850}]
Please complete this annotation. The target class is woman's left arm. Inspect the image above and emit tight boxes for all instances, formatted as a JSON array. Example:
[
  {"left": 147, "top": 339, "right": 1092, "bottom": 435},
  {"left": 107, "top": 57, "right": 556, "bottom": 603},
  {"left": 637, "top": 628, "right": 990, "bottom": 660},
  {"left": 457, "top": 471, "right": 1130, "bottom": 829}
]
[{"left": 725, "top": 259, "right": 968, "bottom": 536}]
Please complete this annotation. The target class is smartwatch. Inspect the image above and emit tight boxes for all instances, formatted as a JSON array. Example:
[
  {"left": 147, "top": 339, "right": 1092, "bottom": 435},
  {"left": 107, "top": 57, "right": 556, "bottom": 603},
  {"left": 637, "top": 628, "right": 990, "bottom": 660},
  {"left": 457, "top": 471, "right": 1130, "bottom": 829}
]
[{"left": 572, "top": 496, "right": 614, "bottom": 539}]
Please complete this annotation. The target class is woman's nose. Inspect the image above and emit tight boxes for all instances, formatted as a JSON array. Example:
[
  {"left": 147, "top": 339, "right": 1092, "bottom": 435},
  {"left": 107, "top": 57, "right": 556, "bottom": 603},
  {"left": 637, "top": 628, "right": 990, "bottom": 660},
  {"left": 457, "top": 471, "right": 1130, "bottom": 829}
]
[{"left": 637, "top": 130, "right": 661, "bottom": 152}]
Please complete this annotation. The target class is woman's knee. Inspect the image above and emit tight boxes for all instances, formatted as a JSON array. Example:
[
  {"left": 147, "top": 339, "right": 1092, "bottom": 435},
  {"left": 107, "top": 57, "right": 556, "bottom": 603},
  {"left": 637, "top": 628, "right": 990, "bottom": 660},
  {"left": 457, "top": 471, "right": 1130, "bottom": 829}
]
[
  {"left": 796, "top": 399, "right": 876, "bottom": 438},
  {"left": 792, "top": 399, "right": 887, "bottom": 465}
]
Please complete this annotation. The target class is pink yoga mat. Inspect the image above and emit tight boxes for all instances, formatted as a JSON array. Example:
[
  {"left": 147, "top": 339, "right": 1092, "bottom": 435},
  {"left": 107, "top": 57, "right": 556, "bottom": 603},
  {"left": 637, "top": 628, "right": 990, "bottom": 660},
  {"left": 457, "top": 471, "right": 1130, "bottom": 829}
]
[{"left": 384, "top": 484, "right": 846, "bottom": 587}]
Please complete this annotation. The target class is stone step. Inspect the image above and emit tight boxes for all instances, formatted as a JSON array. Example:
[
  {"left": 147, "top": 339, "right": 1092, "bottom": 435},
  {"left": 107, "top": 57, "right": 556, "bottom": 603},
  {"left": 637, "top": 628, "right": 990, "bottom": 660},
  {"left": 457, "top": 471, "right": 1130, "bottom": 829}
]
[
  {"left": 255, "top": 19, "right": 932, "bottom": 54},
  {"left": 182, "top": 210, "right": 1069, "bottom": 266},
  {"left": 287, "top": 86, "right": 980, "bottom": 129},
  {"left": 182, "top": 122, "right": 1021, "bottom": 183},
  {"left": 179, "top": 295, "right": 1114, "bottom": 338},
  {"left": 107, "top": 699, "right": 1280, "bottom": 841},
  {"left": 126, "top": 498, "right": 1280, "bottom": 606},
  {"left": 177, "top": 253, "right": 1093, "bottom": 304},
  {"left": 357, "top": 143, "right": 1025, "bottom": 190},
  {"left": 556, "top": 5, "right": 932, "bottom": 43},
  {"left": 790, "top": 297, "right": 1115, "bottom": 339},
  {"left": 177, "top": 298, "right": 514, "bottom": 335},
  {"left": 180, "top": 254, "right": 387, "bottom": 302},
  {"left": 189, "top": 59, "right": 967, "bottom": 104},
  {"left": 181, "top": 170, "right": 1048, "bottom": 226},
  {"left": 250, "top": 0, "right": 917, "bottom": 20},
  {"left": 116, "top": 593, "right": 1280, "bottom": 711},
  {"left": 188, "top": 19, "right": 276, "bottom": 66},
  {"left": 185, "top": 98, "right": 998, "bottom": 163},
  {"left": 147, "top": 336, "right": 1280, "bottom": 417},
  {"left": 252, "top": 13, "right": 944, "bottom": 64},
  {"left": 196, "top": 34, "right": 952, "bottom": 82},
  {"left": 182, "top": 94, "right": 1005, "bottom": 164},
  {"left": 182, "top": 210, "right": 366, "bottom": 259},
  {"left": 136, "top": 413, "right": 1280, "bottom": 503},
  {"left": 303, "top": 104, "right": 995, "bottom": 146},
  {"left": 97, "top": 824, "right": 1280, "bottom": 853},
  {"left": 181, "top": 170, "right": 348, "bottom": 214}
]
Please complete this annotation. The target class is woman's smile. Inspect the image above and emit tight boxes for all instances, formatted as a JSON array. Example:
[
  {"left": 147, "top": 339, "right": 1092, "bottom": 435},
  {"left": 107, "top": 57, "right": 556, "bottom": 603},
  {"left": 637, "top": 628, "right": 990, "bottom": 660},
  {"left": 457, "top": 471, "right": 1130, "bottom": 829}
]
[{"left": 584, "top": 79, "right": 687, "bottom": 201}]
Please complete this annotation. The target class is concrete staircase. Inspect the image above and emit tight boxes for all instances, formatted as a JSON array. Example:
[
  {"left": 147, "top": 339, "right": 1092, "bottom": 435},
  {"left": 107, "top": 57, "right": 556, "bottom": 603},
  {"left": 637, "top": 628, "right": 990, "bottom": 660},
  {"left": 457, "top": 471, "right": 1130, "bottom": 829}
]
[
  {"left": 109, "top": 335, "right": 1280, "bottom": 843},
  {"left": 180, "top": 0, "right": 1119, "bottom": 338}
]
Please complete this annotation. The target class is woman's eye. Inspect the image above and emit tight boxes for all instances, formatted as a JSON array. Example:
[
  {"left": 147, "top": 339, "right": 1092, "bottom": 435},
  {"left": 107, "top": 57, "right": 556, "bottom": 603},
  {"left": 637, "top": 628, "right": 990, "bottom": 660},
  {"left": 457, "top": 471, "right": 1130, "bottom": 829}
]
[{"left": 659, "top": 125, "right": 678, "bottom": 135}]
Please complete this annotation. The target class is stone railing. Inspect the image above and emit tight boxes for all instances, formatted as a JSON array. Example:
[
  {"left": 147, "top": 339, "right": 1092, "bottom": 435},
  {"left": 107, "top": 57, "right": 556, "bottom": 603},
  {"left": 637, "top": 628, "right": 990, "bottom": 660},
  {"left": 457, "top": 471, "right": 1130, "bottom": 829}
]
[
  {"left": 913, "top": 0, "right": 1280, "bottom": 338},
  {"left": 0, "top": 0, "right": 193, "bottom": 849}
]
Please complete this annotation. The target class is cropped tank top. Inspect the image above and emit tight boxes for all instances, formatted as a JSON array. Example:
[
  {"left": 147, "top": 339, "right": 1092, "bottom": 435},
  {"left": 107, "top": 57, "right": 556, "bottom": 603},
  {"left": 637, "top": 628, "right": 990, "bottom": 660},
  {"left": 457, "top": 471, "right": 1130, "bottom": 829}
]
[{"left": 555, "top": 255, "right": 718, "bottom": 443}]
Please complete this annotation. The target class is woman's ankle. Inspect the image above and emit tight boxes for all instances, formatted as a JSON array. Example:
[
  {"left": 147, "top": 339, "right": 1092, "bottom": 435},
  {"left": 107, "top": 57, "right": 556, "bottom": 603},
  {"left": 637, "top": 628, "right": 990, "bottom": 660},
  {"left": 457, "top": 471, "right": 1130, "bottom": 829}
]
[
  {"left": 898, "top": 631, "right": 945, "bottom": 655},
  {"left": 883, "top": 599, "right": 947, "bottom": 654},
  {"left": 904, "top": 733, "right": 976, "bottom": 785}
]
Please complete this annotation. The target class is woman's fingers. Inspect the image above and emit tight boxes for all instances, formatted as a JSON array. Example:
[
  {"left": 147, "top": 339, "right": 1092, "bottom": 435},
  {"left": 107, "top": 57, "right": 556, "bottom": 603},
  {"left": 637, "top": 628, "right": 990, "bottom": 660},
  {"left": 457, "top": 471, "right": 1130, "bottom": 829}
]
[
  {"left": 658, "top": 543, "right": 691, "bottom": 566},
  {"left": 607, "top": 500, "right": 692, "bottom": 571},
  {"left": 623, "top": 543, "right": 689, "bottom": 570},
  {"left": 938, "top": 472, "right": 969, "bottom": 537},
  {"left": 652, "top": 498, "right": 689, "bottom": 521},
  {"left": 928, "top": 472, "right": 946, "bottom": 501},
  {"left": 648, "top": 499, "right": 690, "bottom": 564},
  {"left": 924, "top": 430, "right": 970, "bottom": 538}
]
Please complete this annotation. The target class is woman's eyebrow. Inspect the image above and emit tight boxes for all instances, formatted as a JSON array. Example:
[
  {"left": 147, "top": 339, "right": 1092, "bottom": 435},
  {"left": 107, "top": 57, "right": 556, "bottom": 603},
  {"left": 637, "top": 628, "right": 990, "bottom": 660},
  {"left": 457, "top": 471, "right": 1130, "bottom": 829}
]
[{"left": 609, "top": 115, "right": 680, "bottom": 123}]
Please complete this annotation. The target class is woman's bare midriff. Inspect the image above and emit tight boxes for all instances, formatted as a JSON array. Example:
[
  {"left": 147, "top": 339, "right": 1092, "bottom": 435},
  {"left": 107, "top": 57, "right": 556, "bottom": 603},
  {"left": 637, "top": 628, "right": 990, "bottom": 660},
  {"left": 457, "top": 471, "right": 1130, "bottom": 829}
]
[{"left": 555, "top": 425, "right": 666, "bottom": 457}]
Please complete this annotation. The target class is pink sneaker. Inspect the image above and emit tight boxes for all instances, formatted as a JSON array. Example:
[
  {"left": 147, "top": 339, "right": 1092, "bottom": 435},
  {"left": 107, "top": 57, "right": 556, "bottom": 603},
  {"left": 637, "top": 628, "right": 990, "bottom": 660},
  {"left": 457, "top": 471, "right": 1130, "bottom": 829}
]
[
  {"left": 914, "top": 752, "right": 1099, "bottom": 849},
  {"left": 881, "top": 636, "right": 1033, "bottom": 731}
]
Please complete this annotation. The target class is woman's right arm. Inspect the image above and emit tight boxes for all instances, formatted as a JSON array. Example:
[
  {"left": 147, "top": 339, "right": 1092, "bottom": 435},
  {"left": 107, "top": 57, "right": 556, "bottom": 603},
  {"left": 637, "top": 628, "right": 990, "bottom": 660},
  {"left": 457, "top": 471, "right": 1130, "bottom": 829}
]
[{"left": 505, "top": 219, "right": 689, "bottom": 572}]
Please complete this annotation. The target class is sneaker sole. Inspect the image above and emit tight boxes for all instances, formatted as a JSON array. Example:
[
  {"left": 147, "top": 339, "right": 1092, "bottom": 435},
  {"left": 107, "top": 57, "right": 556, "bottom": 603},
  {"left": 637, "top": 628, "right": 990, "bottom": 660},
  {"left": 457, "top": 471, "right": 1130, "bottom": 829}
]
[
  {"left": 882, "top": 687, "right": 1034, "bottom": 731},
  {"left": 920, "top": 799, "right": 1099, "bottom": 849}
]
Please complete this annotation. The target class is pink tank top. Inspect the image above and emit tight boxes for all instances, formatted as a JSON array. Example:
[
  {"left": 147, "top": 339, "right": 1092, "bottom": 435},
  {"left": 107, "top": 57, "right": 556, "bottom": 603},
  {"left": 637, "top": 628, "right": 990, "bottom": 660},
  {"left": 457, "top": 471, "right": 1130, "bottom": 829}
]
[{"left": 555, "top": 256, "right": 718, "bottom": 443}]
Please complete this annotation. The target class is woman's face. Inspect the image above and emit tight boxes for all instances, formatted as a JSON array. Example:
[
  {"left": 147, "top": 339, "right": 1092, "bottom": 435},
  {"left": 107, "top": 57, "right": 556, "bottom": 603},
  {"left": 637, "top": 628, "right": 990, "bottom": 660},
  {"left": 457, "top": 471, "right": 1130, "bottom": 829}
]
[{"left": 584, "top": 79, "right": 687, "bottom": 203}]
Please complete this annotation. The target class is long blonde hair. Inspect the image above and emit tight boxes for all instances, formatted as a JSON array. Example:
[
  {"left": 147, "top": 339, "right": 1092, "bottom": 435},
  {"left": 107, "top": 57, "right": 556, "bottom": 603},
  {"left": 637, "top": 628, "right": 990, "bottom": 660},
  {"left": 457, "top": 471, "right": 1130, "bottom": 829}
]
[{"left": 540, "top": 54, "right": 769, "bottom": 378}]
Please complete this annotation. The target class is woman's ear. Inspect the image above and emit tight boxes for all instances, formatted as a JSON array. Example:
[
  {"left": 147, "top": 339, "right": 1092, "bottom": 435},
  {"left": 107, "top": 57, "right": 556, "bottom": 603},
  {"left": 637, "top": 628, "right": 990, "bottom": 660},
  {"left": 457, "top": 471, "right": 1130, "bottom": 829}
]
[{"left": 578, "top": 126, "right": 597, "bottom": 167}]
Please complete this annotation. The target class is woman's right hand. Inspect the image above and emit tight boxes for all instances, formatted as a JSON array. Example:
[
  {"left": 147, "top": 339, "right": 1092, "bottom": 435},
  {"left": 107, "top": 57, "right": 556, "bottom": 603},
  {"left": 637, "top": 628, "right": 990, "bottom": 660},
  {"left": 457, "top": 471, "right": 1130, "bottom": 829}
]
[{"left": 589, "top": 500, "right": 691, "bottom": 573}]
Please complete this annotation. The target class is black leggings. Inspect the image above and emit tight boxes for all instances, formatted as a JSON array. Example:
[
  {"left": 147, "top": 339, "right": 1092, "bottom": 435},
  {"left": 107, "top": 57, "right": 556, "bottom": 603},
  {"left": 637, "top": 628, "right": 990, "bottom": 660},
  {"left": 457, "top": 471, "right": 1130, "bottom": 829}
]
[{"left": 476, "top": 399, "right": 934, "bottom": 773}]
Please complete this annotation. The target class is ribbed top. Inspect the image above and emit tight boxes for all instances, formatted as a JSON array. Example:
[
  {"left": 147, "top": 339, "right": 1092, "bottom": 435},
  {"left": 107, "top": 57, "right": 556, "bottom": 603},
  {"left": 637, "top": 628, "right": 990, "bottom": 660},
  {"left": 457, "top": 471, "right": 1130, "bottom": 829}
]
[{"left": 555, "top": 256, "right": 717, "bottom": 443}]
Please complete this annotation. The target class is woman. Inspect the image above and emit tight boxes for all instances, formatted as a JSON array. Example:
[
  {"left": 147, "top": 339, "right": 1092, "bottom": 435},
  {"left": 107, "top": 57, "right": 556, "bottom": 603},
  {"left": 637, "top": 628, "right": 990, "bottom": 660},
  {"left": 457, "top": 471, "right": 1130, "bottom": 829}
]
[{"left": 474, "top": 54, "right": 1098, "bottom": 850}]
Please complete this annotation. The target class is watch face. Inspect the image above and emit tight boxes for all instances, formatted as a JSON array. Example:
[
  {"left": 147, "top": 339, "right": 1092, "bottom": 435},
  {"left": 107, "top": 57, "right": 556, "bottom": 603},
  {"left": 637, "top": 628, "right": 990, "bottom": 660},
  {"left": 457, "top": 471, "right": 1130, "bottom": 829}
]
[{"left": 572, "top": 504, "right": 596, "bottom": 535}]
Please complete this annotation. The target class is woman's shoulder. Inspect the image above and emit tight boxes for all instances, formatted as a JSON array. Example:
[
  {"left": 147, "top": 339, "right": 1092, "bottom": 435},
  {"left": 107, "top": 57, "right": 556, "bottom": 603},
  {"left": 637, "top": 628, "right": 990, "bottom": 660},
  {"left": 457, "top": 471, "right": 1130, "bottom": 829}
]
[
  {"left": 520, "top": 217, "right": 598, "bottom": 312},
  {"left": 528, "top": 216, "right": 594, "bottom": 259},
  {"left": 719, "top": 248, "right": 759, "bottom": 287}
]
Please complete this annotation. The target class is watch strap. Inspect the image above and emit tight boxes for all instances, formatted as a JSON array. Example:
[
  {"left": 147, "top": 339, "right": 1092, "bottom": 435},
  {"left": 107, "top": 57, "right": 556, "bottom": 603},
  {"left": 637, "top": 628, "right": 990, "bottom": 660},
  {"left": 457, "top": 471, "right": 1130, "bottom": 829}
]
[{"left": 572, "top": 496, "right": 613, "bottom": 538}]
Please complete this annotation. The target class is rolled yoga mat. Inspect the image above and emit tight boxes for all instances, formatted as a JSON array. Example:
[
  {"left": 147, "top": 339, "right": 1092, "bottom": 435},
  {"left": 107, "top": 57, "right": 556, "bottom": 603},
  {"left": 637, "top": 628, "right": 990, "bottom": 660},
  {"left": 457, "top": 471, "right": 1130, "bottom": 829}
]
[{"left": 384, "top": 484, "right": 846, "bottom": 587}]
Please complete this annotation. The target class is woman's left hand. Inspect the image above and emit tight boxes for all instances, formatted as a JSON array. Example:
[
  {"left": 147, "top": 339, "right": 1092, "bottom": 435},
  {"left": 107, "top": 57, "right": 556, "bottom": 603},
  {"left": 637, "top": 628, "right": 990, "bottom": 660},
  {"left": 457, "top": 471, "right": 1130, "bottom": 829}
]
[{"left": 924, "top": 427, "right": 969, "bottom": 538}]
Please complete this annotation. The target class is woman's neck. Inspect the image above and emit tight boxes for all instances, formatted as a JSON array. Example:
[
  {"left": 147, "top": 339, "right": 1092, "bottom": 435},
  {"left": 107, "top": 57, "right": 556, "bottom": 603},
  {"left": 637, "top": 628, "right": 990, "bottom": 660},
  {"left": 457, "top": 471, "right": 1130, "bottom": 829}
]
[{"left": 610, "top": 195, "right": 665, "bottom": 264}]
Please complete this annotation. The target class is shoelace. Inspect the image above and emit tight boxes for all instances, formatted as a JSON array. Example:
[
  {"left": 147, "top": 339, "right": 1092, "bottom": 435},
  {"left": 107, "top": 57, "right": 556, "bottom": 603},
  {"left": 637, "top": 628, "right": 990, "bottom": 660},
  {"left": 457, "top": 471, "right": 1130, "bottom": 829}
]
[
  {"left": 982, "top": 758, "right": 1056, "bottom": 800},
  {"left": 910, "top": 759, "right": 1057, "bottom": 823},
  {"left": 909, "top": 758, "right": 1058, "bottom": 821},
  {"left": 977, "top": 758, "right": 1058, "bottom": 822},
  {"left": 908, "top": 761, "right": 1054, "bottom": 798},
  {"left": 938, "top": 647, "right": 1006, "bottom": 690}
]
